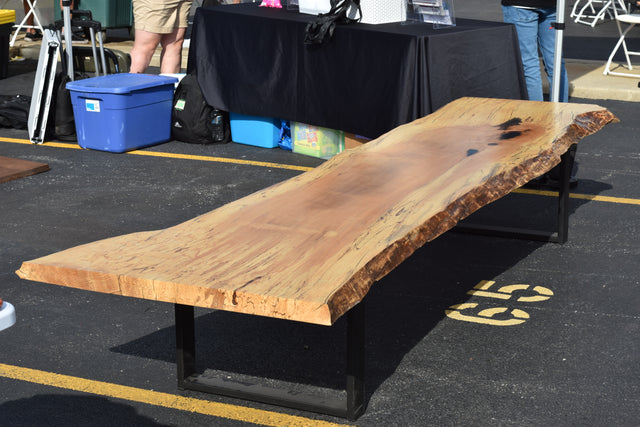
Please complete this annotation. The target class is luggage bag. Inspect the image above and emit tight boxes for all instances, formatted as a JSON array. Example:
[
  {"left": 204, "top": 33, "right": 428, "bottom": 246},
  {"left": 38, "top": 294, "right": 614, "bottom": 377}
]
[{"left": 28, "top": 2, "right": 128, "bottom": 143}]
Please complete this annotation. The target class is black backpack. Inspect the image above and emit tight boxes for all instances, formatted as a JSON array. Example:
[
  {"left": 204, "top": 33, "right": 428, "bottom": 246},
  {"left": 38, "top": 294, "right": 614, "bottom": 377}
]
[
  {"left": 48, "top": 71, "right": 93, "bottom": 142},
  {"left": 52, "top": 73, "right": 78, "bottom": 141},
  {"left": 171, "top": 73, "right": 230, "bottom": 144}
]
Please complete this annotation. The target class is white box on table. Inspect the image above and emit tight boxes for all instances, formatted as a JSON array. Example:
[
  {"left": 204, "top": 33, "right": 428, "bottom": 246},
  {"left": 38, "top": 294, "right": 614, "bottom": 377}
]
[{"left": 298, "top": 0, "right": 406, "bottom": 25}]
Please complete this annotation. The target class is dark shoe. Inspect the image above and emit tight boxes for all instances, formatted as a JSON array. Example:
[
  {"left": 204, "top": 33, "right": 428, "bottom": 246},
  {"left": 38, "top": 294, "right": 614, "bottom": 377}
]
[
  {"left": 61, "top": 31, "right": 88, "bottom": 44},
  {"left": 24, "top": 31, "right": 42, "bottom": 42},
  {"left": 72, "top": 32, "right": 88, "bottom": 43}
]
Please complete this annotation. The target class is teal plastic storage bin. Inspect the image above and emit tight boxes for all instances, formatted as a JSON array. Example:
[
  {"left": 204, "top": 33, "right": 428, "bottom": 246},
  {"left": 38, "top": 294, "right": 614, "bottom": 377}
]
[
  {"left": 229, "top": 113, "right": 281, "bottom": 148},
  {"left": 66, "top": 73, "right": 177, "bottom": 153},
  {"left": 55, "top": 0, "right": 133, "bottom": 29}
]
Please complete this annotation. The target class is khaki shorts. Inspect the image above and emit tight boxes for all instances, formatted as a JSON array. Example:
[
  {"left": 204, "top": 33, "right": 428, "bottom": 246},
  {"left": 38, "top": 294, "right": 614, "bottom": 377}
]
[{"left": 133, "top": 0, "right": 193, "bottom": 34}]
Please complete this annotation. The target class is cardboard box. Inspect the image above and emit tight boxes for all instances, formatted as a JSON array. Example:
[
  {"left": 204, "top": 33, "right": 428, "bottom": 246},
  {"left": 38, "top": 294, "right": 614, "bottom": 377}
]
[{"left": 66, "top": 73, "right": 177, "bottom": 153}]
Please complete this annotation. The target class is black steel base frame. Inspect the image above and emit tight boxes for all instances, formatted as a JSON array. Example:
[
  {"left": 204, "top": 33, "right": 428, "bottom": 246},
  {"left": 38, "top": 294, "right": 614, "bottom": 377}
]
[
  {"left": 174, "top": 302, "right": 366, "bottom": 420},
  {"left": 455, "top": 144, "right": 577, "bottom": 244}
]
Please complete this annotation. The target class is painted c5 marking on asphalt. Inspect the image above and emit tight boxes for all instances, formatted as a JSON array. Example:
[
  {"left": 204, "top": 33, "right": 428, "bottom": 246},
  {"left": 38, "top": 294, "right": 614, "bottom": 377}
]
[
  {"left": 467, "top": 280, "right": 553, "bottom": 302},
  {"left": 445, "top": 303, "right": 530, "bottom": 326},
  {"left": 446, "top": 280, "right": 554, "bottom": 326}
]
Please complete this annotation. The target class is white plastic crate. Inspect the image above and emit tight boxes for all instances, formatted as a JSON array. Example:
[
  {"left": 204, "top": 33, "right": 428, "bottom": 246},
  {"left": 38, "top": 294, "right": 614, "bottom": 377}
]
[
  {"left": 298, "top": 0, "right": 406, "bottom": 25},
  {"left": 298, "top": 0, "right": 330, "bottom": 15},
  {"left": 359, "top": 0, "right": 406, "bottom": 24}
]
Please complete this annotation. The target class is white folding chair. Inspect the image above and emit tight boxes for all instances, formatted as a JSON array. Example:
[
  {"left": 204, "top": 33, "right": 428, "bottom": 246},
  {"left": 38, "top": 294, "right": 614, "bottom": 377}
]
[
  {"left": 572, "top": 0, "right": 627, "bottom": 27},
  {"left": 8, "top": 0, "right": 44, "bottom": 47},
  {"left": 572, "top": 0, "right": 605, "bottom": 25},
  {"left": 603, "top": 1, "right": 640, "bottom": 77}
]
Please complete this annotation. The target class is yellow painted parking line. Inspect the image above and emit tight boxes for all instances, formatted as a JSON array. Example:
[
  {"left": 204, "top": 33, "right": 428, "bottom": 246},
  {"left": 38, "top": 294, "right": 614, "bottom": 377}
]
[
  {"left": 0, "top": 137, "right": 42, "bottom": 145},
  {"left": 0, "top": 363, "right": 349, "bottom": 427},
  {"left": 0, "top": 137, "right": 313, "bottom": 172},
  {"left": 514, "top": 188, "right": 640, "bottom": 205},
  {"left": 3, "top": 136, "right": 640, "bottom": 205},
  {"left": 128, "top": 149, "right": 313, "bottom": 172}
]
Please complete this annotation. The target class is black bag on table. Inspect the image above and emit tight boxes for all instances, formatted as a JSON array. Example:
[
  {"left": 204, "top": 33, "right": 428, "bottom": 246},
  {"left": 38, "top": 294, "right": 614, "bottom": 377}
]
[
  {"left": 304, "top": 0, "right": 362, "bottom": 45},
  {"left": 171, "top": 73, "right": 230, "bottom": 144}
]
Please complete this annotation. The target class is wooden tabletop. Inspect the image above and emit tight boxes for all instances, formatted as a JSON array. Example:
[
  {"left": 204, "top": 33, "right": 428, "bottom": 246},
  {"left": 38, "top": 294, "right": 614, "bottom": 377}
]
[{"left": 16, "top": 98, "right": 618, "bottom": 325}]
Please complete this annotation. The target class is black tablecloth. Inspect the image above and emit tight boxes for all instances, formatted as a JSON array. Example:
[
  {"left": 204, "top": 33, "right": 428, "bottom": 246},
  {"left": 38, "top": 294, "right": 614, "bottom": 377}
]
[{"left": 188, "top": 4, "right": 526, "bottom": 139}]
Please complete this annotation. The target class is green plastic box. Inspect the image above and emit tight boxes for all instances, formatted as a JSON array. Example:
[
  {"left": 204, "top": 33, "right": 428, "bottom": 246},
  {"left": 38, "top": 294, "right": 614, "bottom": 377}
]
[{"left": 292, "top": 122, "right": 345, "bottom": 159}]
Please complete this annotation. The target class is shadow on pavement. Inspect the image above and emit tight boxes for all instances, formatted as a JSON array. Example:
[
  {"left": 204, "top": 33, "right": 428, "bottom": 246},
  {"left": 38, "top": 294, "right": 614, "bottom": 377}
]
[{"left": 0, "top": 394, "right": 169, "bottom": 426}]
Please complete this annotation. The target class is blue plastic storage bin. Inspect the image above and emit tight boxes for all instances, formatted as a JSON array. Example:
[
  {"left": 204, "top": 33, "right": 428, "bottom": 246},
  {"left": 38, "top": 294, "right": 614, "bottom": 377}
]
[
  {"left": 229, "top": 113, "right": 280, "bottom": 148},
  {"left": 66, "top": 73, "right": 177, "bottom": 153}
]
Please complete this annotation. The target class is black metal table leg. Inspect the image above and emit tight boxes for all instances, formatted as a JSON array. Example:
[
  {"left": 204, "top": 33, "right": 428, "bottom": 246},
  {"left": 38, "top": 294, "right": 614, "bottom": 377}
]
[
  {"left": 346, "top": 301, "right": 366, "bottom": 418},
  {"left": 175, "top": 304, "right": 196, "bottom": 388},
  {"left": 555, "top": 144, "right": 577, "bottom": 244},
  {"left": 454, "top": 144, "right": 577, "bottom": 244},
  {"left": 174, "top": 302, "right": 367, "bottom": 420}
]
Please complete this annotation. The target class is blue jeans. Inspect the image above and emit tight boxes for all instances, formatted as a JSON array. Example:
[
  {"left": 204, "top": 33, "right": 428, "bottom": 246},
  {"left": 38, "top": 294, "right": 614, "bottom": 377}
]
[{"left": 502, "top": 6, "right": 569, "bottom": 102}]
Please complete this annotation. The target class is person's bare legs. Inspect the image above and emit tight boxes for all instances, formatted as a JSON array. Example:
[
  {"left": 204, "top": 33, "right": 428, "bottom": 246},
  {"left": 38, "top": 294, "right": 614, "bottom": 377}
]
[
  {"left": 129, "top": 29, "right": 162, "bottom": 73},
  {"left": 23, "top": 1, "right": 33, "bottom": 32},
  {"left": 23, "top": 0, "right": 36, "bottom": 36},
  {"left": 130, "top": 27, "right": 186, "bottom": 74},
  {"left": 159, "top": 27, "right": 187, "bottom": 74}
]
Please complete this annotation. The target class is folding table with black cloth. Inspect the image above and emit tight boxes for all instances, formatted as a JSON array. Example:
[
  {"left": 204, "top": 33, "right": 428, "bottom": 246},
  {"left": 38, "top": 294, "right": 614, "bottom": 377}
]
[{"left": 188, "top": 3, "right": 527, "bottom": 139}]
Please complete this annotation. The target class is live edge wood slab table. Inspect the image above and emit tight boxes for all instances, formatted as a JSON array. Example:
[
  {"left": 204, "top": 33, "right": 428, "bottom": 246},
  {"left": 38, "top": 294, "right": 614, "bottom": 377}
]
[{"left": 16, "top": 98, "right": 617, "bottom": 419}]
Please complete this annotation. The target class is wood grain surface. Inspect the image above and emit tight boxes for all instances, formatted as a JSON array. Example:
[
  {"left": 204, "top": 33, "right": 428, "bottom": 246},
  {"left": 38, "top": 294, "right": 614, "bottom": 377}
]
[
  {"left": 0, "top": 156, "right": 49, "bottom": 184},
  {"left": 16, "top": 98, "right": 618, "bottom": 325}
]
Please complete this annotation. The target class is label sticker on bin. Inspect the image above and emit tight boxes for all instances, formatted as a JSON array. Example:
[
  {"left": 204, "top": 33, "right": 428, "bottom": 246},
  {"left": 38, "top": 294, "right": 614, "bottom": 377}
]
[{"left": 85, "top": 99, "right": 101, "bottom": 113}]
